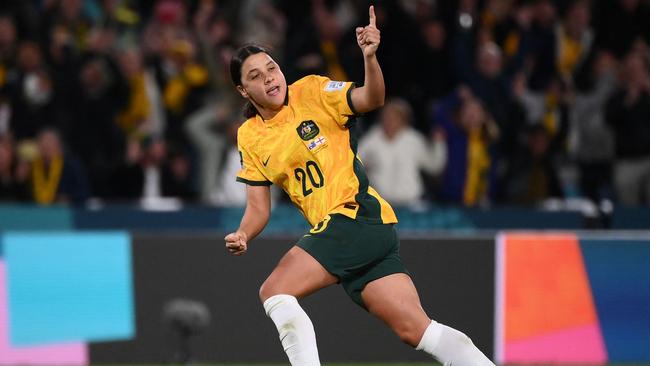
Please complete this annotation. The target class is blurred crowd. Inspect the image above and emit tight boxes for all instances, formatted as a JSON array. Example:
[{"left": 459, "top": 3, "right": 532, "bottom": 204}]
[{"left": 0, "top": 0, "right": 648, "bottom": 209}]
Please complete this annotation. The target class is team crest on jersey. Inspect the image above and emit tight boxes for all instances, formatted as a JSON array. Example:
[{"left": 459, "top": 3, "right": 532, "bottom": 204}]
[{"left": 297, "top": 120, "right": 320, "bottom": 141}]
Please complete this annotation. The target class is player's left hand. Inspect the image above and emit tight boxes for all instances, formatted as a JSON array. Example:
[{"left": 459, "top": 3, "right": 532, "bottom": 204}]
[
  {"left": 356, "top": 5, "right": 380, "bottom": 58},
  {"left": 225, "top": 231, "right": 248, "bottom": 256}
]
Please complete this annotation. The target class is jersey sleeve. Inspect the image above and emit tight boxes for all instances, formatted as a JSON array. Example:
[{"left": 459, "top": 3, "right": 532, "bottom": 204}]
[
  {"left": 235, "top": 126, "right": 272, "bottom": 186},
  {"left": 314, "top": 75, "right": 358, "bottom": 126}
]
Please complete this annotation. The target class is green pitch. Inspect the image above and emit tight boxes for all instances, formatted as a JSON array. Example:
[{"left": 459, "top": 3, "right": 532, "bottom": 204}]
[
  {"left": 96, "top": 364, "right": 436, "bottom": 366},
  {"left": 216, "top": 364, "right": 433, "bottom": 366},
  {"left": 93, "top": 364, "right": 650, "bottom": 366}
]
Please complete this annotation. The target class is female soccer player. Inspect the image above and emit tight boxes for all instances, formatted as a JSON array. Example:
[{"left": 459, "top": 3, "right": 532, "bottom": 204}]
[{"left": 225, "top": 6, "right": 495, "bottom": 366}]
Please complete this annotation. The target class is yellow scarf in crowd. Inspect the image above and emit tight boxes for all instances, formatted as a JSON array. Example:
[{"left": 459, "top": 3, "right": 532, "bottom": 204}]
[
  {"left": 558, "top": 30, "right": 583, "bottom": 78},
  {"left": 320, "top": 40, "right": 348, "bottom": 82},
  {"left": 0, "top": 64, "right": 5, "bottom": 87},
  {"left": 543, "top": 93, "right": 558, "bottom": 136},
  {"left": 481, "top": 9, "right": 520, "bottom": 60},
  {"left": 32, "top": 155, "right": 63, "bottom": 205},
  {"left": 164, "top": 63, "right": 209, "bottom": 114},
  {"left": 117, "top": 73, "right": 150, "bottom": 137},
  {"left": 464, "top": 130, "right": 490, "bottom": 206}
]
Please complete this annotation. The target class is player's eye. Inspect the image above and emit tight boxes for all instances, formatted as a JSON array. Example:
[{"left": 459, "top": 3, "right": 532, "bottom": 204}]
[
  {"left": 268, "top": 65, "right": 276, "bottom": 71},
  {"left": 250, "top": 73, "right": 259, "bottom": 80}
]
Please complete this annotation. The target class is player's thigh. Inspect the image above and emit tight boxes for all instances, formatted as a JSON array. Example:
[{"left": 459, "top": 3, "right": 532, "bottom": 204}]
[
  {"left": 259, "top": 245, "right": 338, "bottom": 302},
  {"left": 361, "top": 273, "right": 431, "bottom": 346}
]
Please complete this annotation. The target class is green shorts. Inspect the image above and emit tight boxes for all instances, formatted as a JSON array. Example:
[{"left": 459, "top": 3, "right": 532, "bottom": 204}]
[{"left": 297, "top": 214, "right": 410, "bottom": 309}]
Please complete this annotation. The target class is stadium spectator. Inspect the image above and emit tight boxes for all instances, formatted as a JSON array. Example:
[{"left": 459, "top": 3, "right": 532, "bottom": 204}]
[
  {"left": 511, "top": 69, "right": 574, "bottom": 201},
  {"left": 476, "top": 0, "right": 535, "bottom": 78},
  {"left": 158, "top": 38, "right": 209, "bottom": 148},
  {"left": 0, "top": 98, "right": 8, "bottom": 135},
  {"left": 597, "top": 0, "right": 649, "bottom": 59},
  {"left": 408, "top": 17, "right": 455, "bottom": 128},
  {"left": 567, "top": 52, "right": 618, "bottom": 203},
  {"left": 453, "top": 18, "right": 524, "bottom": 158},
  {"left": 116, "top": 47, "right": 165, "bottom": 141},
  {"left": 141, "top": 0, "right": 192, "bottom": 58},
  {"left": 142, "top": 1, "right": 208, "bottom": 149},
  {"left": 556, "top": 0, "right": 595, "bottom": 84},
  {"left": 184, "top": 102, "right": 230, "bottom": 203},
  {"left": 416, "top": 17, "right": 454, "bottom": 101},
  {"left": 237, "top": 0, "right": 286, "bottom": 55},
  {"left": 432, "top": 87, "right": 499, "bottom": 206},
  {"left": 209, "top": 119, "right": 247, "bottom": 207},
  {"left": 0, "top": 0, "right": 645, "bottom": 209},
  {"left": 5, "top": 40, "right": 55, "bottom": 141},
  {"left": 111, "top": 137, "right": 195, "bottom": 201},
  {"left": 276, "top": 0, "right": 346, "bottom": 82},
  {"left": 0, "top": 134, "right": 29, "bottom": 201},
  {"left": 359, "top": 98, "right": 446, "bottom": 206},
  {"left": 525, "top": 0, "right": 558, "bottom": 91},
  {"left": 500, "top": 124, "right": 564, "bottom": 205},
  {"left": 30, "top": 128, "right": 89, "bottom": 205},
  {"left": 606, "top": 51, "right": 650, "bottom": 205},
  {"left": 40, "top": 0, "right": 94, "bottom": 55},
  {"left": 165, "top": 144, "right": 196, "bottom": 200},
  {"left": 0, "top": 14, "right": 17, "bottom": 91},
  {"left": 67, "top": 53, "right": 128, "bottom": 197},
  {"left": 522, "top": 0, "right": 597, "bottom": 92},
  {"left": 93, "top": 0, "right": 141, "bottom": 44},
  {"left": 193, "top": 0, "right": 238, "bottom": 95}
]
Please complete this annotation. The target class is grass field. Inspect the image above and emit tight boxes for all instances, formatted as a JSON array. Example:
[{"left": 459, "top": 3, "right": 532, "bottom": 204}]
[
  {"left": 96, "top": 364, "right": 650, "bottom": 366},
  {"left": 94, "top": 364, "right": 430, "bottom": 366},
  {"left": 96, "top": 364, "right": 436, "bottom": 366},
  {"left": 167, "top": 364, "right": 650, "bottom": 366}
]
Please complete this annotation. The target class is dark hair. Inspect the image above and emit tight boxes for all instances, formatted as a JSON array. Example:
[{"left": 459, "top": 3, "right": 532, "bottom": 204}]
[{"left": 230, "top": 44, "right": 270, "bottom": 118}]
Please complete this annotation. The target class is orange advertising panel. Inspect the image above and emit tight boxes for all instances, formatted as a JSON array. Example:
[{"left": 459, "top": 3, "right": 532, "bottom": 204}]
[{"left": 504, "top": 233, "right": 598, "bottom": 340}]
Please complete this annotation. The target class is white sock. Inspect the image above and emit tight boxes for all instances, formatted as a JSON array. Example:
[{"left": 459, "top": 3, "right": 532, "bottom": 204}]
[
  {"left": 416, "top": 320, "right": 495, "bottom": 366},
  {"left": 263, "top": 294, "right": 321, "bottom": 366}
]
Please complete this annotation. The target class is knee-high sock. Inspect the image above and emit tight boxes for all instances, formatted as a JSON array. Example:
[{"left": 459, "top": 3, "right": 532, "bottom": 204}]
[
  {"left": 263, "top": 294, "right": 320, "bottom": 366},
  {"left": 416, "top": 320, "right": 495, "bottom": 366}
]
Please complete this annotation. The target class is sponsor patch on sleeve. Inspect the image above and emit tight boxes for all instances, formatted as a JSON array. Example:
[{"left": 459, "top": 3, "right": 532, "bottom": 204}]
[{"left": 324, "top": 81, "right": 346, "bottom": 92}]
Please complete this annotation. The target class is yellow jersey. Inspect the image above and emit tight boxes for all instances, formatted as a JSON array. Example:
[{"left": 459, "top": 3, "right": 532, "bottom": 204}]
[{"left": 236, "top": 75, "right": 397, "bottom": 227}]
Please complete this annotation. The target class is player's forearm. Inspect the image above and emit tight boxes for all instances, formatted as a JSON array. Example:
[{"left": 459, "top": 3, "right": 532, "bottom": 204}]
[
  {"left": 237, "top": 202, "right": 270, "bottom": 242},
  {"left": 353, "top": 55, "right": 385, "bottom": 113},
  {"left": 364, "top": 54, "right": 385, "bottom": 107}
]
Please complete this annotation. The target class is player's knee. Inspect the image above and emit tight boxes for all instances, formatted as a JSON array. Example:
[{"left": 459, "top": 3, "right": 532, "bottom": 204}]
[
  {"left": 258, "top": 279, "right": 278, "bottom": 303},
  {"left": 394, "top": 323, "right": 425, "bottom": 347},
  {"left": 258, "top": 282, "right": 270, "bottom": 303}
]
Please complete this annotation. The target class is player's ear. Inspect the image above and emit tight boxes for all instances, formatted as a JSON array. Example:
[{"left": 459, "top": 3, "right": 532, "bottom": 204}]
[{"left": 237, "top": 85, "right": 249, "bottom": 98}]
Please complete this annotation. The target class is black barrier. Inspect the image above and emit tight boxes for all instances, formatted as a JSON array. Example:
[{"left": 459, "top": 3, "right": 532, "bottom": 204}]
[{"left": 90, "top": 234, "right": 494, "bottom": 363}]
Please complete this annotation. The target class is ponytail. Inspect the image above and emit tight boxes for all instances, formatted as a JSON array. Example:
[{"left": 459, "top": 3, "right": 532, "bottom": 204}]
[{"left": 230, "top": 43, "right": 271, "bottom": 118}]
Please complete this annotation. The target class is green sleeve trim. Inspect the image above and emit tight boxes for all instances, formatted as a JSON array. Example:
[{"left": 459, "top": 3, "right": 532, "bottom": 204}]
[
  {"left": 236, "top": 177, "right": 272, "bottom": 186},
  {"left": 346, "top": 82, "right": 359, "bottom": 116}
]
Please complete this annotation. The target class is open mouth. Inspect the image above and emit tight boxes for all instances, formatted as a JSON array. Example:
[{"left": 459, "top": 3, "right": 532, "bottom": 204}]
[{"left": 266, "top": 86, "right": 280, "bottom": 96}]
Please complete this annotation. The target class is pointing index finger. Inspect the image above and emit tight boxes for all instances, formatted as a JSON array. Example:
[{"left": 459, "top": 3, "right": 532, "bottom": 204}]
[{"left": 369, "top": 5, "right": 376, "bottom": 27}]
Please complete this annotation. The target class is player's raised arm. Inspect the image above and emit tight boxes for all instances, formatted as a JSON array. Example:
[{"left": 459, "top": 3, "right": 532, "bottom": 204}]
[
  {"left": 225, "top": 185, "right": 271, "bottom": 256},
  {"left": 350, "top": 5, "right": 385, "bottom": 114}
]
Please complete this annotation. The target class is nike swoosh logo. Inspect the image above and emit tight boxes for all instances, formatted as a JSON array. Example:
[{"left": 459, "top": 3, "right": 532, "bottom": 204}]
[{"left": 263, "top": 156, "right": 271, "bottom": 166}]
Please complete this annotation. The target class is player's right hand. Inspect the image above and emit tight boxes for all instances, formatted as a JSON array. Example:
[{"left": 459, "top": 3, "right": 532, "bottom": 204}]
[
  {"left": 225, "top": 231, "right": 248, "bottom": 256},
  {"left": 356, "top": 5, "right": 380, "bottom": 58}
]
